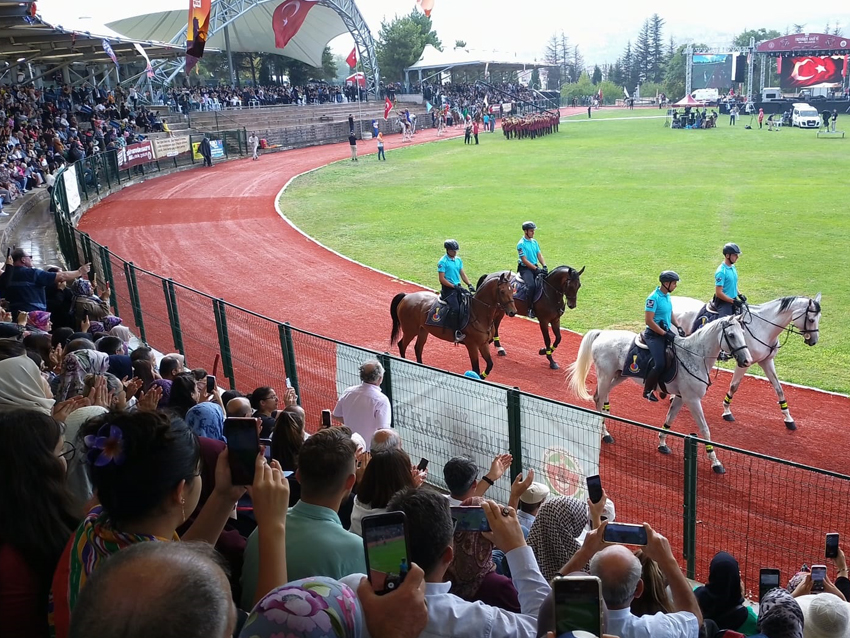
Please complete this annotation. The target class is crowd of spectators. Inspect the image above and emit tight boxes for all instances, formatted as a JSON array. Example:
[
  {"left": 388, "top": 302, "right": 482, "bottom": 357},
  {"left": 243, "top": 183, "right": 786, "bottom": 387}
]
[
  {"left": 1, "top": 245, "right": 850, "bottom": 638},
  {"left": 161, "top": 83, "right": 363, "bottom": 112}
]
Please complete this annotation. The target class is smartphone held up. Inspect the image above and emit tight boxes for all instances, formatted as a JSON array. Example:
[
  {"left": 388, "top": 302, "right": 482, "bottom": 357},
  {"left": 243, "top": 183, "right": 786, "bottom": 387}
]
[
  {"left": 554, "top": 575, "right": 604, "bottom": 638},
  {"left": 759, "top": 568, "right": 781, "bottom": 601},
  {"left": 362, "top": 512, "right": 411, "bottom": 595},
  {"left": 223, "top": 417, "right": 259, "bottom": 485}
]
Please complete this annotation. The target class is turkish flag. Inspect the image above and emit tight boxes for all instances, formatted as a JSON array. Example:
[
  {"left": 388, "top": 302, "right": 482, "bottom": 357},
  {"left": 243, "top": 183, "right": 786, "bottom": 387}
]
[
  {"left": 782, "top": 56, "right": 842, "bottom": 87},
  {"left": 346, "top": 47, "right": 357, "bottom": 69},
  {"left": 416, "top": 0, "right": 434, "bottom": 16},
  {"left": 272, "top": 0, "right": 318, "bottom": 50},
  {"left": 384, "top": 97, "right": 393, "bottom": 121}
]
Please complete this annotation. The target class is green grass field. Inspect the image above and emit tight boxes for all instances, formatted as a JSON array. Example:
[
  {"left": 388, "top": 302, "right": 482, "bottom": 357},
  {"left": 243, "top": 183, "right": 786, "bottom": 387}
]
[
  {"left": 280, "top": 110, "right": 850, "bottom": 393},
  {"left": 366, "top": 538, "right": 407, "bottom": 574}
]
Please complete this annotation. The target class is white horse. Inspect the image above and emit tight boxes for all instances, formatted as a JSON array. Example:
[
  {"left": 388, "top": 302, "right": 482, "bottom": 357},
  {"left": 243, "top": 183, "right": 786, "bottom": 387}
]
[
  {"left": 567, "top": 315, "right": 752, "bottom": 473},
  {"left": 672, "top": 295, "right": 822, "bottom": 430}
]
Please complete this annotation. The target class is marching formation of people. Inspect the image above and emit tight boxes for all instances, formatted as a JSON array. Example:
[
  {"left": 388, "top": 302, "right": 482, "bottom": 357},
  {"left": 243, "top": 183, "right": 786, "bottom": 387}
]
[{"left": 502, "top": 112, "right": 560, "bottom": 139}]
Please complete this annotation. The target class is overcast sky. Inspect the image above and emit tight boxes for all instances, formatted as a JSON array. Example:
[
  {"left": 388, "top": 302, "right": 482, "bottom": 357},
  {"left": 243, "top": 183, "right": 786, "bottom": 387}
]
[{"left": 38, "top": 0, "right": 850, "bottom": 65}]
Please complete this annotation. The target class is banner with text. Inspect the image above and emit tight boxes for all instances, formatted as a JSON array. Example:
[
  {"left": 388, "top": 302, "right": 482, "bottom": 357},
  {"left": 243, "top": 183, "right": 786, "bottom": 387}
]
[
  {"left": 117, "top": 141, "right": 154, "bottom": 169},
  {"left": 192, "top": 139, "right": 224, "bottom": 160},
  {"left": 153, "top": 136, "right": 190, "bottom": 159}
]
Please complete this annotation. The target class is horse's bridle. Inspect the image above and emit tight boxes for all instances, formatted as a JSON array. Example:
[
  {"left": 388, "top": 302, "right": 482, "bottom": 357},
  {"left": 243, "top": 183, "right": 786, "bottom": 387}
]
[
  {"left": 673, "top": 319, "right": 747, "bottom": 388},
  {"left": 541, "top": 270, "right": 577, "bottom": 315},
  {"left": 741, "top": 298, "right": 820, "bottom": 350},
  {"left": 464, "top": 281, "right": 515, "bottom": 335}
]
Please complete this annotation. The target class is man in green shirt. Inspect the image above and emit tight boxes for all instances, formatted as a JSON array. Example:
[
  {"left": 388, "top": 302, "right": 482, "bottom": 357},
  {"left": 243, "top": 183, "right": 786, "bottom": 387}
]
[{"left": 241, "top": 428, "right": 365, "bottom": 609}]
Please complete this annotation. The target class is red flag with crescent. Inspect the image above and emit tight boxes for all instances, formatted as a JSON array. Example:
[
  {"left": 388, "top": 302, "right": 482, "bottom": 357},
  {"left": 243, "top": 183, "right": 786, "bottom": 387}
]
[
  {"left": 346, "top": 47, "right": 357, "bottom": 69},
  {"left": 416, "top": 0, "right": 434, "bottom": 16},
  {"left": 384, "top": 97, "right": 393, "bottom": 120},
  {"left": 781, "top": 56, "right": 842, "bottom": 87},
  {"left": 272, "top": 0, "right": 318, "bottom": 50}
]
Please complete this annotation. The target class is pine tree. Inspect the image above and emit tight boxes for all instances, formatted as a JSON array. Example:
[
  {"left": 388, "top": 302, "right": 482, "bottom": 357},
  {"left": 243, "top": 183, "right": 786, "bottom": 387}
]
[
  {"left": 650, "top": 14, "right": 665, "bottom": 82},
  {"left": 591, "top": 65, "right": 603, "bottom": 85},
  {"left": 570, "top": 45, "right": 585, "bottom": 84},
  {"left": 635, "top": 19, "right": 652, "bottom": 86},
  {"left": 543, "top": 33, "right": 563, "bottom": 89},
  {"left": 558, "top": 32, "right": 571, "bottom": 83}
]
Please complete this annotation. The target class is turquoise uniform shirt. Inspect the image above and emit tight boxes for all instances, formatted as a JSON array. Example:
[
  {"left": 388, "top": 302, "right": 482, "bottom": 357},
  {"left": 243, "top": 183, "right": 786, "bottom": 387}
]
[
  {"left": 517, "top": 237, "right": 540, "bottom": 267},
  {"left": 715, "top": 262, "right": 738, "bottom": 298},
  {"left": 645, "top": 286, "right": 673, "bottom": 330},
  {"left": 240, "top": 501, "right": 367, "bottom": 610},
  {"left": 437, "top": 254, "right": 463, "bottom": 285}
]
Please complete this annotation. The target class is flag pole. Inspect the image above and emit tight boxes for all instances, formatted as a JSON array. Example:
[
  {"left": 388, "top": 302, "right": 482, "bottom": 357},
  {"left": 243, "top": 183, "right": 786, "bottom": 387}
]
[{"left": 358, "top": 78, "right": 364, "bottom": 138}]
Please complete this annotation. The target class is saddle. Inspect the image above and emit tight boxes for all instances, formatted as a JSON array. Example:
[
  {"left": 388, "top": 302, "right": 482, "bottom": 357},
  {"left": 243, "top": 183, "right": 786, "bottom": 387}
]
[
  {"left": 425, "top": 292, "right": 470, "bottom": 331},
  {"left": 622, "top": 333, "right": 678, "bottom": 384},
  {"left": 691, "top": 300, "right": 720, "bottom": 333},
  {"left": 510, "top": 272, "right": 545, "bottom": 305}
]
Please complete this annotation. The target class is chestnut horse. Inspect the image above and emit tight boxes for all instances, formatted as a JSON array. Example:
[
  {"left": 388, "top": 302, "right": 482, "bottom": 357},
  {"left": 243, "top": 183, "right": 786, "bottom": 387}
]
[
  {"left": 479, "top": 266, "right": 585, "bottom": 370},
  {"left": 389, "top": 273, "right": 517, "bottom": 378}
]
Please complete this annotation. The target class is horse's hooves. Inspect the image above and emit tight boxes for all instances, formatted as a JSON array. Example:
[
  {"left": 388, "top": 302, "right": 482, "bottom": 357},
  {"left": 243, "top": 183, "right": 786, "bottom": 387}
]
[
  {"left": 712, "top": 464, "right": 727, "bottom": 475},
  {"left": 497, "top": 350, "right": 507, "bottom": 357},
  {"left": 602, "top": 435, "right": 615, "bottom": 444},
  {"left": 549, "top": 361, "right": 560, "bottom": 370},
  {"left": 538, "top": 348, "right": 547, "bottom": 356},
  {"left": 722, "top": 413, "right": 736, "bottom": 422},
  {"left": 658, "top": 445, "right": 671, "bottom": 455},
  {"left": 785, "top": 420, "right": 797, "bottom": 431}
]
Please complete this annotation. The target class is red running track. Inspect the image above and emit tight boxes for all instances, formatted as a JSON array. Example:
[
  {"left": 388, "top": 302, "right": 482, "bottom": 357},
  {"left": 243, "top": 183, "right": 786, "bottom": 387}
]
[{"left": 80, "top": 111, "right": 850, "bottom": 584}]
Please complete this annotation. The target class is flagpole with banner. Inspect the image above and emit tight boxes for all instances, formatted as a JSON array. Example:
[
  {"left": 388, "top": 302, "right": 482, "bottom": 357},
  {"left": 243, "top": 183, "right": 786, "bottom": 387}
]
[
  {"left": 186, "top": 0, "right": 212, "bottom": 74},
  {"left": 348, "top": 47, "right": 365, "bottom": 138}
]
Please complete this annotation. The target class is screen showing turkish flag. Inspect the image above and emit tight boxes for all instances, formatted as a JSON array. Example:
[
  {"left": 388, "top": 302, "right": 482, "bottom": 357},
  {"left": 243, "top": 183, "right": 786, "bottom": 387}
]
[
  {"left": 272, "top": 0, "right": 318, "bottom": 50},
  {"left": 780, "top": 55, "right": 845, "bottom": 88}
]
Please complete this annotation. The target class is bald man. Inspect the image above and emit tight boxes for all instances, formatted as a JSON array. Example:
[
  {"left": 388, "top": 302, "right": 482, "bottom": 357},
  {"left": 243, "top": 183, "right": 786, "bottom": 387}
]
[
  {"left": 370, "top": 428, "right": 402, "bottom": 453},
  {"left": 227, "top": 396, "right": 252, "bottom": 417},
  {"left": 559, "top": 522, "right": 702, "bottom": 638},
  {"left": 69, "top": 541, "right": 236, "bottom": 638}
]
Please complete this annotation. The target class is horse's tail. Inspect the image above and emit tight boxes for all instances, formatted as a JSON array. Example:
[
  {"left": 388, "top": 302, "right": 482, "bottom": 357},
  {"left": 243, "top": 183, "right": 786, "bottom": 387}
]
[
  {"left": 566, "top": 330, "right": 601, "bottom": 401},
  {"left": 389, "top": 293, "right": 406, "bottom": 345}
]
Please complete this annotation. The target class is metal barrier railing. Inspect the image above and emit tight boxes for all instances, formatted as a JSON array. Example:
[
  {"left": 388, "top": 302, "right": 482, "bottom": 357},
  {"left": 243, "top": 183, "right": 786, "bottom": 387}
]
[{"left": 49, "top": 147, "right": 850, "bottom": 594}]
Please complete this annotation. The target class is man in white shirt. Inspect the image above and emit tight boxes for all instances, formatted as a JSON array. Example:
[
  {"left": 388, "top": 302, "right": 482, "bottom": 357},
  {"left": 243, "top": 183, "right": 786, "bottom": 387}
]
[
  {"left": 560, "top": 521, "right": 702, "bottom": 638},
  {"left": 333, "top": 359, "right": 391, "bottom": 441},
  {"left": 386, "top": 488, "right": 549, "bottom": 638}
]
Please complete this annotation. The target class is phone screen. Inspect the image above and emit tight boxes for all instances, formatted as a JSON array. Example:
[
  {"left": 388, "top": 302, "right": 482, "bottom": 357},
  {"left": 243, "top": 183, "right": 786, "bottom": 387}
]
[
  {"left": 224, "top": 418, "right": 259, "bottom": 485},
  {"left": 450, "top": 506, "right": 491, "bottom": 532},
  {"left": 603, "top": 523, "right": 648, "bottom": 546},
  {"left": 206, "top": 375, "right": 216, "bottom": 394},
  {"left": 362, "top": 513, "right": 410, "bottom": 595},
  {"left": 759, "top": 569, "right": 781, "bottom": 601},
  {"left": 417, "top": 458, "right": 429, "bottom": 472},
  {"left": 826, "top": 533, "right": 839, "bottom": 559},
  {"left": 554, "top": 576, "right": 603, "bottom": 638},
  {"left": 586, "top": 475, "right": 603, "bottom": 504},
  {"left": 321, "top": 409, "right": 332, "bottom": 428}
]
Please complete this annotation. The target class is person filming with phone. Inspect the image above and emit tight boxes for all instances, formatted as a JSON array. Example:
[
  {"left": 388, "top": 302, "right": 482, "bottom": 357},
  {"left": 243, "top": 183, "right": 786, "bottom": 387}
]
[{"left": 559, "top": 520, "right": 703, "bottom": 638}]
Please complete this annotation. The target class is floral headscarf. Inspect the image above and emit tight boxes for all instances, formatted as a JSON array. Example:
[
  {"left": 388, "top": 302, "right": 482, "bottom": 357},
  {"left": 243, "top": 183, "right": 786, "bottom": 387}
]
[
  {"left": 57, "top": 349, "right": 110, "bottom": 401},
  {"left": 239, "top": 577, "right": 362, "bottom": 638},
  {"left": 27, "top": 310, "right": 51, "bottom": 332},
  {"left": 185, "top": 402, "right": 225, "bottom": 441},
  {"left": 71, "top": 278, "right": 94, "bottom": 299},
  {"left": 757, "top": 588, "right": 804, "bottom": 638},
  {"left": 528, "top": 496, "right": 589, "bottom": 582},
  {"left": 150, "top": 379, "right": 172, "bottom": 409},
  {"left": 87, "top": 320, "right": 105, "bottom": 335},
  {"left": 446, "top": 496, "right": 496, "bottom": 600},
  {"left": 102, "top": 316, "right": 123, "bottom": 332}
]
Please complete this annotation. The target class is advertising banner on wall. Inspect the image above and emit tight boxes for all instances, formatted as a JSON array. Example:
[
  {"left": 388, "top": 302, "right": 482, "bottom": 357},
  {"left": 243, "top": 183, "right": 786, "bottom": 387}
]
[
  {"left": 191, "top": 139, "right": 224, "bottom": 160},
  {"left": 153, "top": 136, "right": 190, "bottom": 159},
  {"left": 64, "top": 165, "right": 80, "bottom": 213},
  {"left": 117, "top": 141, "right": 154, "bottom": 169}
]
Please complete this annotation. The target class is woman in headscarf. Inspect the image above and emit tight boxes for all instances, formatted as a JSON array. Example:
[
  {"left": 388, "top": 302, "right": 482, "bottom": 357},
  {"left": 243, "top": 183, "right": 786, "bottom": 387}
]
[
  {"left": 185, "top": 402, "right": 225, "bottom": 441},
  {"left": 445, "top": 496, "right": 519, "bottom": 612},
  {"left": 527, "top": 496, "right": 589, "bottom": 582},
  {"left": 149, "top": 379, "right": 172, "bottom": 409},
  {"left": 26, "top": 311, "right": 52, "bottom": 334},
  {"left": 754, "top": 588, "right": 804, "bottom": 638},
  {"left": 56, "top": 349, "right": 109, "bottom": 401},
  {"left": 694, "top": 551, "right": 757, "bottom": 634},
  {"left": 0, "top": 342, "right": 55, "bottom": 414},
  {"left": 239, "top": 577, "right": 362, "bottom": 638},
  {"left": 109, "top": 325, "right": 131, "bottom": 354},
  {"left": 69, "top": 278, "right": 109, "bottom": 328}
]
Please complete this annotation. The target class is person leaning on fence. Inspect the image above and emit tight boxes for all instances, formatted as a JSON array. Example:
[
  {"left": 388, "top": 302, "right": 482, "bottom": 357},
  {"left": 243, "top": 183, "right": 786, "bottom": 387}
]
[
  {"left": 442, "top": 453, "right": 513, "bottom": 506},
  {"left": 1, "top": 248, "right": 90, "bottom": 316},
  {"left": 332, "top": 359, "right": 391, "bottom": 442}
]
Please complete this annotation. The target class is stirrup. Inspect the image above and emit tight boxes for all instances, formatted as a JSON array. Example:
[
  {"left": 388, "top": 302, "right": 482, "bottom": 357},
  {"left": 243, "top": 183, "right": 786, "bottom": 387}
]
[
  {"left": 644, "top": 391, "right": 659, "bottom": 402},
  {"left": 528, "top": 309, "right": 535, "bottom": 319},
  {"left": 455, "top": 330, "right": 466, "bottom": 342}
]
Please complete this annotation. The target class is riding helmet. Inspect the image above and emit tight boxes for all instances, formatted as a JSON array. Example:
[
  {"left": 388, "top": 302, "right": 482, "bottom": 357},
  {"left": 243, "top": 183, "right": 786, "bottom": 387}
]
[
  {"left": 444, "top": 239, "right": 459, "bottom": 251},
  {"left": 659, "top": 270, "right": 680, "bottom": 283},
  {"left": 723, "top": 243, "right": 741, "bottom": 256},
  {"left": 522, "top": 221, "right": 537, "bottom": 231}
]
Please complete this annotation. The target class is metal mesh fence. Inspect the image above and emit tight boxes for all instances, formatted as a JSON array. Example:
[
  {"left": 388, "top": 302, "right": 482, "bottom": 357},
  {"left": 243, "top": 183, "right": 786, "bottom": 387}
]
[{"left": 48, "top": 146, "right": 850, "bottom": 593}]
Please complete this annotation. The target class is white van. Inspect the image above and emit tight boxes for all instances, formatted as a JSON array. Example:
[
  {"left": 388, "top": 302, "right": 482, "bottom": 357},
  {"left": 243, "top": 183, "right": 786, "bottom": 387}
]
[
  {"left": 691, "top": 88, "right": 720, "bottom": 103},
  {"left": 791, "top": 103, "right": 821, "bottom": 128}
]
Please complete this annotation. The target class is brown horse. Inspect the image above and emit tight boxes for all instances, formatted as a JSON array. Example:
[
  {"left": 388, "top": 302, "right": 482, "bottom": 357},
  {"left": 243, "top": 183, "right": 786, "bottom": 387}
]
[
  {"left": 479, "top": 266, "right": 584, "bottom": 370},
  {"left": 389, "top": 273, "right": 517, "bottom": 378}
]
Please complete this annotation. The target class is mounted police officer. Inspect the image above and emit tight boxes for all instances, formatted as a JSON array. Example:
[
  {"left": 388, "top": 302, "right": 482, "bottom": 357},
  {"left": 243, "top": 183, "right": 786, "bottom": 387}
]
[
  {"left": 438, "top": 239, "right": 474, "bottom": 342},
  {"left": 714, "top": 243, "right": 747, "bottom": 318},
  {"left": 643, "top": 271, "right": 684, "bottom": 402},
  {"left": 516, "top": 221, "right": 547, "bottom": 319}
]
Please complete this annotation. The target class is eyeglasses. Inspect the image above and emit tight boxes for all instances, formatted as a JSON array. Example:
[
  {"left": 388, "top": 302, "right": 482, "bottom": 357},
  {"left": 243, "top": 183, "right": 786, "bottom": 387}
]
[{"left": 58, "top": 440, "right": 76, "bottom": 462}]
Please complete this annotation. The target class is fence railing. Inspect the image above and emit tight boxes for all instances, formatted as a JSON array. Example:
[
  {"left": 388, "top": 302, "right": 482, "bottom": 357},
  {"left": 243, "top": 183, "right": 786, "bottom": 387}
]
[{"left": 49, "top": 145, "right": 850, "bottom": 595}]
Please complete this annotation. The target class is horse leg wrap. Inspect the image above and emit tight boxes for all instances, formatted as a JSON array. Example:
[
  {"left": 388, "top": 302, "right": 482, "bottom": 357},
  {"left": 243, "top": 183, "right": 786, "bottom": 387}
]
[
  {"left": 779, "top": 400, "right": 789, "bottom": 410},
  {"left": 602, "top": 403, "right": 610, "bottom": 414},
  {"left": 480, "top": 371, "right": 488, "bottom": 379},
  {"left": 493, "top": 337, "right": 500, "bottom": 344},
  {"left": 546, "top": 348, "right": 554, "bottom": 356},
  {"left": 723, "top": 394, "right": 733, "bottom": 406},
  {"left": 705, "top": 444, "right": 714, "bottom": 453}
]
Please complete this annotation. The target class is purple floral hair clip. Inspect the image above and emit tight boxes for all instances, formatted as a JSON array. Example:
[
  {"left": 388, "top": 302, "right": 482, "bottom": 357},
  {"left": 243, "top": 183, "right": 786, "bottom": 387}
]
[{"left": 84, "top": 424, "right": 126, "bottom": 467}]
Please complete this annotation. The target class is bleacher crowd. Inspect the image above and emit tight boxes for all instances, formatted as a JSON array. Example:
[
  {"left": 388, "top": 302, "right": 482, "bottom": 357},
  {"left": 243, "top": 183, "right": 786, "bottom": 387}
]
[{"left": 1, "top": 248, "right": 849, "bottom": 638}]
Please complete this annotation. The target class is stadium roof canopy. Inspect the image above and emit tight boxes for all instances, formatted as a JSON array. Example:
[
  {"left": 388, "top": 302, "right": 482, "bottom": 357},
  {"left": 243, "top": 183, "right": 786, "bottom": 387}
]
[
  {"left": 107, "top": 2, "right": 349, "bottom": 68},
  {"left": 405, "top": 45, "right": 543, "bottom": 73},
  {"left": 0, "top": 1, "right": 186, "bottom": 69}
]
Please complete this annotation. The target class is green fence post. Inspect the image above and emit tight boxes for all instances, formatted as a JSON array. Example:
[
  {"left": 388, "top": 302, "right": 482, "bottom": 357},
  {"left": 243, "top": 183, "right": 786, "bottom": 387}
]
[
  {"left": 81, "top": 233, "right": 93, "bottom": 267},
  {"left": 683, "top": 435, "right": 698, "bottom": 579},
  {"left": 507, "top": 388, "right": 523, "bottom": 482},
  {"left": 163, "top": 278, "right": 185, "bottom": 356},
  {"left": 125, "top": 262, "right": 147, "bottom": 344},
  {"left": 98, "top": 245, "right": 119, "bottom": 316},
  {"left": 213, "top": 299, "right": 237, "bottom": 389},
  {"left": 378, "top": 353, "right": 393, "bottom": 427},
  {"left": 278, "top": 322, "right": 301, "bottom": 405}
]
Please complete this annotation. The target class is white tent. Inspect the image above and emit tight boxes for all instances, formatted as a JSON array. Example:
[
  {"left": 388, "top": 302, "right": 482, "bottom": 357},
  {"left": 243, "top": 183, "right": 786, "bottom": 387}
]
[
  {"left": 405, "top": 45, "right": 541, "bottom": 73},
  {"left": 107, "top": 3, "right": 348, "bottom": 68}
]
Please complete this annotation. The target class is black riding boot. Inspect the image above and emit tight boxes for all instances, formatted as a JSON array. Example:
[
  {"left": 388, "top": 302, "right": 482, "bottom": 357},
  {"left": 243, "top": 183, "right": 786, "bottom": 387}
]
[{"left": 643, "top": 369, "right": 660, "bottom": 402}]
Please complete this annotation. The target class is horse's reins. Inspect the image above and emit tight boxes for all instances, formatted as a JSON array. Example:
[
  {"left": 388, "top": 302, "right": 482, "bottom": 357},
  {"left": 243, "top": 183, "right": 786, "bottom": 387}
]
[
  {"left": 464, "top": 283, "right": 515, "bottom": 335},
  {"left": 541, "top": 270, "right": 576, "bottom": 316},
  {"left": 739, "top": 298, "right": 820, "bottom": 352},
  {"left": 672, "top": 321, "right": 748, "bottom": 388}
]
